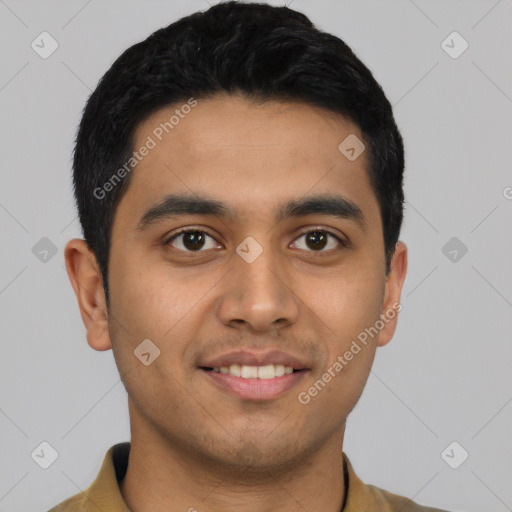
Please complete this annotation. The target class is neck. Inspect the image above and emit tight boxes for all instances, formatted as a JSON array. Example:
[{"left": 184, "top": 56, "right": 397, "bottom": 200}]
[{"left": 120, "top": 408, "right": 346, "bottom": 512}]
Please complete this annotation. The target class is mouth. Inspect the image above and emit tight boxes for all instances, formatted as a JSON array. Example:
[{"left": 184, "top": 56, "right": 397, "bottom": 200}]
[
  {"left": 199, "top": 363, "right": 309, "bottom": 401},
  {"left": 198, "top": 348, "right": 311, "bottom": 401}
]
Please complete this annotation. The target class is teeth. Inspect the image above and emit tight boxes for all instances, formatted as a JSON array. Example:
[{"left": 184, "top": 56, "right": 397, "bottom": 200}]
[
  {"left": 229, "top": 364, "right": 241, "bottom": 377},
  {"left": 257, "top": 364, "right": 275, "bottom": 379},
  {"left": 241, "top": 365, "right": 258, "bottom": 378},
  {"left": 213, "top": 364, "right": 296, "bottom": 379}
]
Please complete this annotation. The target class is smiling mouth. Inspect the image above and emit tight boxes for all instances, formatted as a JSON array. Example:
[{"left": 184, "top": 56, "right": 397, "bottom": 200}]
[{"left": 199, "top": 364, "right": 308, "bottom": 400}]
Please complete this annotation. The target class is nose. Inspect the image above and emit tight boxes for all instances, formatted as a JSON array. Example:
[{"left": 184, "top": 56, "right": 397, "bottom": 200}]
[{"left": 215, "top": 247, "right": 300, "bottom": 333}]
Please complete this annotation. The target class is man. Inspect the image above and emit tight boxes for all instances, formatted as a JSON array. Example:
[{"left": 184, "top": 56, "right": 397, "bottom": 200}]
[{"left": 50, "top": 2, "right": 449, "bottom": 511}]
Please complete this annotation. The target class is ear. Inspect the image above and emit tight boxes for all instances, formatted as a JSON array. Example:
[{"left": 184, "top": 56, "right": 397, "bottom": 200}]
[
  {"left": 64, "top": 238, "right": 112, "bottom": 351},
  {"left": 377, "top": 241, "right": 408, "bottom": 347}
]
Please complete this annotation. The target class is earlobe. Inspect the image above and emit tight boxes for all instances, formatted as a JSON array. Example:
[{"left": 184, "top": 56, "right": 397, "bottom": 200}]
[
  {"left": 64, "top": 238, "right": 112, "bottom": 351},
  {"left": 377, "top": 241, "right": 408, "bottom": 348}
]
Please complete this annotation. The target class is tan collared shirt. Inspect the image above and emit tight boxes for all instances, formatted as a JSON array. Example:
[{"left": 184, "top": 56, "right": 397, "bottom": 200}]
[{"left": 48, "top": 443, "right": 449, "bottom": 511}]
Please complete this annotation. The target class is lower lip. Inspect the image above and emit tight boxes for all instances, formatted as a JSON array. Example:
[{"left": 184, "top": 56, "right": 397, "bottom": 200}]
[{"left": 201, "top": 369, "right": 308, "bottom": 401}]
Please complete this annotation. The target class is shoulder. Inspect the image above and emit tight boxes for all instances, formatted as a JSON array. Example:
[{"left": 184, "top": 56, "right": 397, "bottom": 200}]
[
  {"left": 46, "top": 493, "right": 85, "bottom": 512},
  {"left": 365, "top": 483, "right": 451, "bottom": 512},
  {"left": 343, "top": 452, "right": 451, "bottom": 512}
]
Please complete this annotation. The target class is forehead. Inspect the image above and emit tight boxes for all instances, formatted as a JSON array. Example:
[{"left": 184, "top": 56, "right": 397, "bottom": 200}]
[{"left": 115, "top": 94, "right": 379, "bottom": 229}]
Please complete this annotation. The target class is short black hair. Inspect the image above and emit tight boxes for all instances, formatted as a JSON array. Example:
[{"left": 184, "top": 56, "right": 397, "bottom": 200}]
[{"left": 72, "top": 1, "right": 404, "bottom": 309}]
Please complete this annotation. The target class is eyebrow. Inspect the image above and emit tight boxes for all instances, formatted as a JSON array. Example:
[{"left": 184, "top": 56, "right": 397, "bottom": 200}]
[{"left": 136, "top": 193, "right": 366, "bottom": 231}]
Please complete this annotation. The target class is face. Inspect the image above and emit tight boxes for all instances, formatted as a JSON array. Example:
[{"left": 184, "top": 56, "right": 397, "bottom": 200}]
[{"left": 65, "top": 93, "right": 407, "bottom": 472}]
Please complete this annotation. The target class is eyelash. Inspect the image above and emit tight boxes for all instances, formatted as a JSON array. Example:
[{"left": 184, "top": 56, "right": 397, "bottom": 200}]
[{"left": 163, "top": 227, "right": 348, "bottom": 256}]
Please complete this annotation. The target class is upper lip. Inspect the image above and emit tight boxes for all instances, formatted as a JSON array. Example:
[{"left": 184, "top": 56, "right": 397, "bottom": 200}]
[{"left": 199, "top": 349, "right": 310, "bottom": 370}]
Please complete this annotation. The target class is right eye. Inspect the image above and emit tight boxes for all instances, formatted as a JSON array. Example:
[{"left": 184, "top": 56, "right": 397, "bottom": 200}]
[{"left": 164, "top": 229, "right": 221, "bottom": 253}]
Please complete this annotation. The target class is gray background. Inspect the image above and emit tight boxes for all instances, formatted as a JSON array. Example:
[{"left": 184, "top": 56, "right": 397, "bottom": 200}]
[{"left": 0, "top": 1, "right": 511, "bottom": 511}]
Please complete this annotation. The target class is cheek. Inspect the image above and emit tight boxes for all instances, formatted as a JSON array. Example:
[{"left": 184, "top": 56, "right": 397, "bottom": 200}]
[
  {"left": 110, "top": 254, "right": 190, "bottom": 332},
  {"left": 106, "top": 262, "right": 198, "bottom": 411},
  {"left": 311, "top": 264, "right": 384, "bottom": 335},
  {"left": 296, "top": 280, "right": 381, "bottom": 421},
  {"left": 303, "top": 264, "right": 384, "bottom": 398},
  {"left": 108, "top": 255, "right": 224, "bottom": 377},
  {"left": 106, "top": 259, "right": 184, "bottom": 373}
]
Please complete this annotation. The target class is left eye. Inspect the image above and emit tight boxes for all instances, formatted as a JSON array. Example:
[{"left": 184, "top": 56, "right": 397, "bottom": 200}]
[
  {"left": 291, "top": 230, "right": 344, "bottom": 253},
  {"left": 164, "top": 229, "right": 344, "bottom": 253}
]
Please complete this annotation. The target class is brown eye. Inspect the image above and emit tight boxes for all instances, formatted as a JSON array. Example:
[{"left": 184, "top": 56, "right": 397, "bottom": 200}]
[
  {"left": 291, "top": 229, "right": 345, "bottom": 254},
  {"left": 305, "top": 231, "right": 328, "bottom": 251},
  {"left": 165, "top": 230, "right": 219, "bottom": 252}
]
